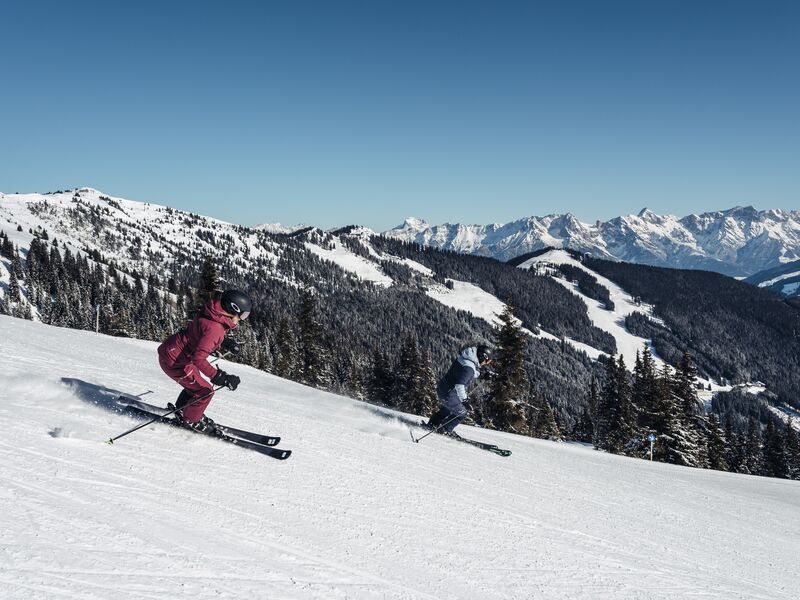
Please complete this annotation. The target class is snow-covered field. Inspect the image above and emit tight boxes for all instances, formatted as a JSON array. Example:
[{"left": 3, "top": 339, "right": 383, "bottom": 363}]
[
  {"left": 304, "top": 239, "right": 394, "bottom": 287},
  {"left": 0, "top": 316, "right": 798, "bottom": 599},
  {"left": 517, "top": 250, "right": 662, "bottom": 368}
]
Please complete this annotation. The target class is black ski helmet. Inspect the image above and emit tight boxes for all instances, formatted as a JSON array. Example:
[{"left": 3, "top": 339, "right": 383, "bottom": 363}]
[
  {"left": 220, "top": 289, "right": 252, "bottom": 319},
  {"left": 476, "top": 344, "right": 492, "bottom": 363}
]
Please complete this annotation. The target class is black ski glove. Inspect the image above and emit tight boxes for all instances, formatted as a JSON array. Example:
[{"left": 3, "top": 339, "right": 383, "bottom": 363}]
[
  {"left": 211, "top": 368, "right": 241, "bottom": 391},
  {"left": 482, "top": 369, "right": 499, "bottom": 382},
  {"left": 220, "top": 338, "right": 242, "bottom": 355}
]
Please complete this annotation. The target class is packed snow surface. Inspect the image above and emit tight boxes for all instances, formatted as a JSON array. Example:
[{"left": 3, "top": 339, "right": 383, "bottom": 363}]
[{"left": 1, "top": 316, "right": 798, "bottom": 600}]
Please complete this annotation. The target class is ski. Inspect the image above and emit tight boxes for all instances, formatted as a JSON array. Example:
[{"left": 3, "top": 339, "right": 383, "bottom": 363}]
[
  {"left": 412, "top": 422, "right": 512, "bottom": 457},
  {"left": 164, "top": 402, "right": 282, "bottom": 447},
  {"left": 446, "top": 434, "right": 512, "bottom": 457},
  {"left": 119, "top": 403, "right": 291, "bottom": 460},
  {"left": 117, "top": 396, "right": 281, "bottom": 447}
]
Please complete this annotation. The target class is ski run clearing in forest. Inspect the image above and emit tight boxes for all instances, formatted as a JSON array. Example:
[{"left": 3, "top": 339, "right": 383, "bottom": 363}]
[{"left": 0, "top": 315, "right": 798, "bottom": 600}]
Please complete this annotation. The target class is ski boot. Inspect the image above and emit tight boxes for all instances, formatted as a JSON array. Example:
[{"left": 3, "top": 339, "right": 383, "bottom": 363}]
[
  {"left": 188, "top": 415, "right": 223, "bottom": 436},
  {"left": 168, "top": 404, "right": 222, "bottom": 437}
]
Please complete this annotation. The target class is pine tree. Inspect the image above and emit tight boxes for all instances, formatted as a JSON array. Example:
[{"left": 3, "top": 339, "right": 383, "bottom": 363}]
[
  {"left": 8, "top": 267, "right": 21, "bottom": 304},
  {"left": 661, "top": 354, "right": 703, "bottom": 467},
  {"left": 0, "top": 233, "right": 14, "bottom": 259},
  {"left": 367, "top": 348, "right": 394, "bottom": 406},
  {"left": 418, "top": 350, "right": 438, "bottom": 416},
  {"left": 744, "top": 417, "right": 763, "bottom": 475},
  {"left": 611, "top": 355, "right": 635, "bottom": 452},
  {"left": 11, "top": 246, "right": 23, "bottom": 279},
  {"left": 529, "top": 387, "right": 561, "bottom": 440},
  {"left": 199, "top": 254, "right": 220, "bottom": 304},
  {"left": 705, "top": 412, "right": 729, "bottom": 471},
  {"left": 633, "top": 346, "right": 659, "bottom": 433},
  {"left": 297, "top": 289, "right": 329, "bottom": 388},
  {"left": 589, "top": 375, "right": 600, "bottom": 446},
  {"left": 652, "top": 364, "right": 691, "bottom": 465},
  {"left": 572, "top": 407, "right": 594, "bottom": 444},
  {"left": 396, "top": 335, "right": 430, "bottom": 415},
  {"left": 488, "top": 301, "right": 528, "bottom": 433},
  {"left": 273, "top": 317, "right": 299, "bottom": 379},
  {"left": 595, "top": 355, "right": 635, "bottom": 453},
  {"left": 594, "top": 357, "right": 616, "bottom": 451},
  {"left": 762, "top": 418, "right": 789, "bottom": 479},
  {"left": 784, "top": 421, "right": 800, "bottom": 480},
  {"left": 235, "top": 325, "right": 264, "bottom": 370},
  {"left": 345, "top": 353, "right": 366, "bottom": 400}
]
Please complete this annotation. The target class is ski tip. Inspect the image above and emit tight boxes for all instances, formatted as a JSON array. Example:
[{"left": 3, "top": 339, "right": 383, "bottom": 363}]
[{"left": 106, "top": 438, "right": 114, "bottom": 445}]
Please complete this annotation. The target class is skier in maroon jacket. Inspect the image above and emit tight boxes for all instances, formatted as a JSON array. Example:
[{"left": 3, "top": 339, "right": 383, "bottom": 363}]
[{"left": 158, "top": 289, "right": 252, "bottom": 432}]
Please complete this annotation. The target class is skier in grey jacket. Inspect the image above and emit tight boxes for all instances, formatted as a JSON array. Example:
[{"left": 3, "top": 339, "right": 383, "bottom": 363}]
[{"left": 427, "top": 344, "right": 493, "bottom": 435}]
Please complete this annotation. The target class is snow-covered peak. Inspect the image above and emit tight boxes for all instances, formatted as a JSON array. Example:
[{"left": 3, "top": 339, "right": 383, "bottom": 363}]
[
  {"left": 331, "top": 225, "right": 378, "bottom": 238},
  {"left": 384, "top": 207, "right": 800, "bottom": 276},
  {"left": 255, "top": 222, "right": 306, "bottom": 235},
  {"left": 396, "top": 217, "right": 430, "bottom": 232}
]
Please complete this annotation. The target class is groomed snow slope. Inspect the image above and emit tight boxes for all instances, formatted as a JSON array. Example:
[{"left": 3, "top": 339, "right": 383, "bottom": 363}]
[{"left": 0, "top": 316, "right": 797, "bottom": 600}]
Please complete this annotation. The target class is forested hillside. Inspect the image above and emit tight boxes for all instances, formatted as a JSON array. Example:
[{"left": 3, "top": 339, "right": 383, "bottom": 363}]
[
  {"left": 581, "top": 255, "right": 800, "bottom": 409},
  {"left": 0, "top": 199, "right": 603, "bottom": 434}
]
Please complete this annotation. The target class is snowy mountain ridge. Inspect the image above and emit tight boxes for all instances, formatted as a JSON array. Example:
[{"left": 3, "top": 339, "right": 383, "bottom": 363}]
[
  {"left": 0, "top": 188, "right": 285, "bottom": 279},
  {"left": 0, "top": 188, "right": 615, "bottom": 364},
  {"left": 384, "top": 206, "right": 800, "bottom": 277}
]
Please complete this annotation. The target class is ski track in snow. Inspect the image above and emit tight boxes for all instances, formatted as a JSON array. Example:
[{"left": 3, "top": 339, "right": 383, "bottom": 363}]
[{"left": 1, "top": 316, "right": 799, "bottom": 600}]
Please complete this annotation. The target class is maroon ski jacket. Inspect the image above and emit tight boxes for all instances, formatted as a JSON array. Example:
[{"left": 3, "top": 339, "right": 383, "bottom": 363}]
[{"left": 158, "top": 298, "right": 238, "bottom": 380}]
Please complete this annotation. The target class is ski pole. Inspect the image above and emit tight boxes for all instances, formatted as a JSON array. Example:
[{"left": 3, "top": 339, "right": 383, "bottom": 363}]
[
  {"left": 412, "top": 410, "right": 467, "bottom": 443},
  {"left": 107, "top": 385, "right": 224, "bottom": 445}
]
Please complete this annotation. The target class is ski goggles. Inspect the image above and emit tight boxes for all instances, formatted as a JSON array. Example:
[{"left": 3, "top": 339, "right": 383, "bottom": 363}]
[{"left": 239, "top": 311, "right": 250, "bottom": 320}]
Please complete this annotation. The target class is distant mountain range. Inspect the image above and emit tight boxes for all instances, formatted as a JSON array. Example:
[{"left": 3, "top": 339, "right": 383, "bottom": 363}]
[{"left": 383, "top": 207, "right": 800, "bottom": 277}]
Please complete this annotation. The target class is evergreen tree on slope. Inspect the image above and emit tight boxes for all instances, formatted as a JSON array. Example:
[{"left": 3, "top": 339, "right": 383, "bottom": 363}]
[
  {"left": 672, "top": 352, "right": 703, "bottom": 467},
  {"left": 705, "top": 412, "right": 729, "bottom": 471},
  {"left": 488, "top": 301, "right": 528, "bottom": 433},
  {"left": 595, "top": 355, "right": 634, "bottom": 453},
  {"left": 297, "top": 289, "right": 330, "bottom": 389},
  {"left": 762, "top": 418, "right": 789, "bottom": 479},
  {"left": 368, "top": 347, "right": 395, "bottom": 406},
  {"left": 784, "top": 421, "right": 800, "bottom": 480}
]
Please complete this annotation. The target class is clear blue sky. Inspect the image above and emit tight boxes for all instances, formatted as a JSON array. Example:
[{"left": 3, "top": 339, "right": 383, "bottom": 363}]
[{"left": 1, "top": 0, "right": 798, "bottom": 230}]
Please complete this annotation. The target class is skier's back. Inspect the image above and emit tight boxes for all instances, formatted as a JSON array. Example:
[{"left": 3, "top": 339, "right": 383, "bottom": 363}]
[{"left": 428, "top": 344, "right": 493, "bottom": 434}]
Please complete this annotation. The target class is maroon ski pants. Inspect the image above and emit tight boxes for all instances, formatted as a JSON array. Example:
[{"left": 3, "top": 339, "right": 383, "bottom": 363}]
[{"left": 158, "top": 356, "right": 215, "bottom": 423}]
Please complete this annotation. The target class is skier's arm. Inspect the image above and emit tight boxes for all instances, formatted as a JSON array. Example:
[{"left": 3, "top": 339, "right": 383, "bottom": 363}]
[
  {"left": 192, "top": 344, "right": 218, "bottom": 378},
  {"left": 192, "top": 327, "right": 223, "bottom": 379}
]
